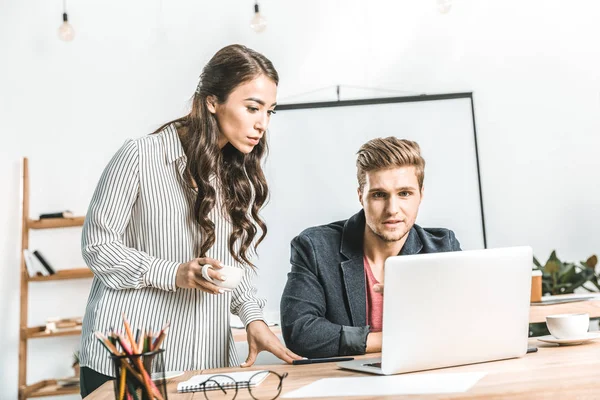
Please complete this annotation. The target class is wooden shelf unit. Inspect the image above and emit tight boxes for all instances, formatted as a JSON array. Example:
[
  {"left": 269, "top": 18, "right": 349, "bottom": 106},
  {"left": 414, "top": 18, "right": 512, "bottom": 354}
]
[
  {"left": 28, "top": 217, "right": 85, "bottom": 230},
  {"left": 18, "top": 157, "right": 91, "bottom": 400},
  {"left": 24, "top": 325, "right": 83, "bottom": 340},
  {"left": 28, "top": 268, "right": 93, "bottom": 282},
  {"left": 21, "top": 380, "right": 80, "bottom": 398}
]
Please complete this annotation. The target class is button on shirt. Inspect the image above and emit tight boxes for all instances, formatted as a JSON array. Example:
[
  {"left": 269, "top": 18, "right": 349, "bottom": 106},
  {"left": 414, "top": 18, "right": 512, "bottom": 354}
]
[{"left": 80, "top": 124, "right": 266, "bottom": 376}]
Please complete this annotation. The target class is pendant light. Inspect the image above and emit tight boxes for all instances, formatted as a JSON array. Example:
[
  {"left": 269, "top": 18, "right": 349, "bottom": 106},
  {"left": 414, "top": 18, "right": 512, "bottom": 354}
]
[
  {"left": 58, "top": 0, "right": 75, "bottom": 42},
  {"left": 250, "top": 1, "right": 267, "bottom": 33},
  {"left": 437, "top": 0, "right": 453, "bottom": 14}
]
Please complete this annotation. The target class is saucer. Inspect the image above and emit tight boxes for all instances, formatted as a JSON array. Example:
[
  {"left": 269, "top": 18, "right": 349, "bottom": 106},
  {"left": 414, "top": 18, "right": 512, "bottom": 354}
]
[
  {"left": 537, "top": 332, "right": 600, "bottom": 345},
  {"left": 151, "top": 371, "right": 184, "bottom": 381}
]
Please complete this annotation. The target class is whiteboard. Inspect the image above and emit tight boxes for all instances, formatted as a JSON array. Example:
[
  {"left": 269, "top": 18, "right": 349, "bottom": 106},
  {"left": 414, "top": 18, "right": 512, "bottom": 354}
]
[{"left": 255, "top": 93, "right": 486, "bottom": 314}]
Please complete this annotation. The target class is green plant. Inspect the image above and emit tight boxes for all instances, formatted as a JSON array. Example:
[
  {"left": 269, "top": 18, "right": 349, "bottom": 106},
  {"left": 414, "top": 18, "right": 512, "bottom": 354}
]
[{"left": 533, "top": 251, "right": 598, "bottom": 295}]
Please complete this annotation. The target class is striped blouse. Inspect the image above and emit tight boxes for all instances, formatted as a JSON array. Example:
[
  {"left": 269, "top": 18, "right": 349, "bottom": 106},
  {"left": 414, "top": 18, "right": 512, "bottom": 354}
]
[{"left": 80, "top": 124, "right": 266, "bottom": 376}]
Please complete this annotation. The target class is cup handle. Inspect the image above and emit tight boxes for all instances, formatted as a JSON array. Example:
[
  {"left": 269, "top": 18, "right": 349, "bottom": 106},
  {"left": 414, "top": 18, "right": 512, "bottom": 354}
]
[{"left": 201, "top": 264, "right": 216, "bottom": 283}]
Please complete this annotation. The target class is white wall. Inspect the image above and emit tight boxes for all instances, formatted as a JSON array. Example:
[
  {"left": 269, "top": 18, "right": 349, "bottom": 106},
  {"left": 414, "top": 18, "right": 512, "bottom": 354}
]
[{"left": 2, "top": 0, "right": 600, "bottom": 398}]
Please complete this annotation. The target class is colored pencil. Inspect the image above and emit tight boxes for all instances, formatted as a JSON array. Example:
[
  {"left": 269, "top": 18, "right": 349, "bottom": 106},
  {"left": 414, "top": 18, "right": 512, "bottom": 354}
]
[
  {"left": 151, "top": 322, "right": 170, "bottom": 351},
  {"left": 152, "top": 326, "right": 170, "bottom": 351},
  {"left": 118, "top": 361, "right": 127, "bottom": 400}
]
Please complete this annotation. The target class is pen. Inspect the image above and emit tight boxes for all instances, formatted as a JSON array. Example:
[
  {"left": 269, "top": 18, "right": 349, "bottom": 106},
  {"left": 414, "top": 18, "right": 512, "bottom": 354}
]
[{"left": 293, "top": 357, "right": 355, "bottom": 365}]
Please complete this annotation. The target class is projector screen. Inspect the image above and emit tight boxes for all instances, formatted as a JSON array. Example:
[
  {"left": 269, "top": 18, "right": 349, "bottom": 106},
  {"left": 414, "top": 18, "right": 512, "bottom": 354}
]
[{"left": 254, "top": 93, "right": 486, "bottom": 316}]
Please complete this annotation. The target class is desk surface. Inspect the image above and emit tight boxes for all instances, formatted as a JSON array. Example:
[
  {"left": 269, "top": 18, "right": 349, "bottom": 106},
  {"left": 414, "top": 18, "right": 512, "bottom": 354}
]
[
  {"left": 529, "top": 294, "right": 600, "bottom": 323},
  {"left": 88, "top": 337, "right": 600, "bottom": 399}
]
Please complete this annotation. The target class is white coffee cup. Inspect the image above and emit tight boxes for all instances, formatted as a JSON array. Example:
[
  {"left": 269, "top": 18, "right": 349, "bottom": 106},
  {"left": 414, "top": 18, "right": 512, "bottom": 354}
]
[
  {"left": 546, "top": 313, "right": 590, "bottom": 339},
  {"left": 201, "top": 264, "right": 243, "bottom": 290}
]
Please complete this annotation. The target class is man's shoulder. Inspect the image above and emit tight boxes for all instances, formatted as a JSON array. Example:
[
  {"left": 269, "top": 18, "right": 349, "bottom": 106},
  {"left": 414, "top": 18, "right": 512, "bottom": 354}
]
[
  {"left": 296, "top": 219, "right": 345, "bottom": 242},
  {"left": 413, "top": 225, "right": 461, "bottom": 252},
  {"left": 290, "top": 219, "right": 347, "bottom": 271},
  {"left": 416, "top": 225, "right": 455, "bottom": 238}
]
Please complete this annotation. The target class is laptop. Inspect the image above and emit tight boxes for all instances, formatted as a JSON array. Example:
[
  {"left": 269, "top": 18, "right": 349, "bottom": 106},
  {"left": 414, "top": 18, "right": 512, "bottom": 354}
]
[{"left": 338, "top": 246, "right": 532, "bottom": 375}]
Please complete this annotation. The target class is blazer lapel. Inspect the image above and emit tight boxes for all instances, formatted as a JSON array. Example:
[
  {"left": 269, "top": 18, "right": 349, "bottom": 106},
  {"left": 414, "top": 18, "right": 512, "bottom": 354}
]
[
  {"left": 340, "top": 210, "right": 367, "bottom": 326},
  {"left": 399, "top": 227, "right": 423, "bottom": 255},
  {"left": 341, "top": 258, "right": 367, "bottom": 326}
]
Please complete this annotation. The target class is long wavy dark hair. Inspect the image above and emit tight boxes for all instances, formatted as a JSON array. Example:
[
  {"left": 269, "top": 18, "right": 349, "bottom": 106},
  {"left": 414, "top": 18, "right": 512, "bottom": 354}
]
[{"left": 155, "top": 44, "right": 278, "bottom": 267}]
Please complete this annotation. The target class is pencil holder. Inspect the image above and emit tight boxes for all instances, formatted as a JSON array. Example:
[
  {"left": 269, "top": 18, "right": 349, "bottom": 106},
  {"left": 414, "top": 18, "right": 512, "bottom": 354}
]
[{"left": 110, "top": 349, "right": 168, "bottom": 400}]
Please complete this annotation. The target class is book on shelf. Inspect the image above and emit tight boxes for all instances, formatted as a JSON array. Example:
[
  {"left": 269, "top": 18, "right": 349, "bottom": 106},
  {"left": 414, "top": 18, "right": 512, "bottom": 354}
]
[
  {"left": 23, "top": 249, "right": 48, "bottom": 277},
  {"left": 45, "top": 317, "right": 83, "bottom": 334},
  {"left": 39, "top": 210, "right": 74, "bottom": 219},
  {"left": 32, "top": 250, "right": 56, "bottom": 275}
]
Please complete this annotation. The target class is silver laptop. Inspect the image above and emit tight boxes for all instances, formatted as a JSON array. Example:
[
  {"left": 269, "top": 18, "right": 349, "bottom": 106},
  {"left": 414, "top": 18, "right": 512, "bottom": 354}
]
[{"left": 338, "top": 246, "right": 532, "bottom": 375}]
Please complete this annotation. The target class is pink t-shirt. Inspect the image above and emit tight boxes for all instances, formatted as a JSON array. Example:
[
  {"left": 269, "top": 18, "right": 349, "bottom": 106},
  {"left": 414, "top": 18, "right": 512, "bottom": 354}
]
[{"left": 364, "top": 257, "right": 383, "bottom": 332}]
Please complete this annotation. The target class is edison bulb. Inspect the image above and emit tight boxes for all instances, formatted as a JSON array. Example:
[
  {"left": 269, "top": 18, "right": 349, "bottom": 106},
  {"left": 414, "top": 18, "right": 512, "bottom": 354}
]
[
  {"left": 58, "top": 13, "right": 75, "bottom": 41},
  {"left": 250, "top": 4, "right": 267, "bottom": 33},
  {"left": 437, "top": 0, "right": 452, "bottom": 14}
]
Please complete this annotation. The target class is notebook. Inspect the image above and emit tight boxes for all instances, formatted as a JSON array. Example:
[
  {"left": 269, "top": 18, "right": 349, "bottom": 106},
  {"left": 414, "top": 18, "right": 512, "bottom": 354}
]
[{"left": 177, "top": 370, "right": 269, "bottom": 393}]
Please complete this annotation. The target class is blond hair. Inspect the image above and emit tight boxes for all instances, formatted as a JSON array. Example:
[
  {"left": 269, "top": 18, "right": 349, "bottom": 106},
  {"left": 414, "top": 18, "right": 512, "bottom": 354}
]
[{"left": 356, "top": 137, "right": 425, "bottom": 190}]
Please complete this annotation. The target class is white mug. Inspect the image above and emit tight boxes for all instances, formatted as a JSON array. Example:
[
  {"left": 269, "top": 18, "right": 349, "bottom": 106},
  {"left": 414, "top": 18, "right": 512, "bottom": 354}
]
[
  {"left": 546, "top": 313, "right": 589, "bottom": 339},
  {"left": 201, "top": 264, "right": 243, "bottom": 290}
]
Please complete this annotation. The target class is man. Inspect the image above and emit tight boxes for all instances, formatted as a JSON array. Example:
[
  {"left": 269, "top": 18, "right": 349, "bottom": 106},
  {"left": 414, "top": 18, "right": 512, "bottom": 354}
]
[{"left": 280, "top": 137, "right": 461, "bottom": 358}]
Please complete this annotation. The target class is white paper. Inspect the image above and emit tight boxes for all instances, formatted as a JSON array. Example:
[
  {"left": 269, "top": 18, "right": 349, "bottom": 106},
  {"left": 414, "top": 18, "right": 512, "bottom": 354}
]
[{"left": 282, "top": 372, "right": 486, "bottom": 398}]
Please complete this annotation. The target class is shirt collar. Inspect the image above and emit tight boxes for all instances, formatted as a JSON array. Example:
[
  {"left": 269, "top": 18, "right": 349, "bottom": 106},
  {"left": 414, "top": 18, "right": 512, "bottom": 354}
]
[{"left": 161, "top": 123, "right": 186, "bottom": 164}]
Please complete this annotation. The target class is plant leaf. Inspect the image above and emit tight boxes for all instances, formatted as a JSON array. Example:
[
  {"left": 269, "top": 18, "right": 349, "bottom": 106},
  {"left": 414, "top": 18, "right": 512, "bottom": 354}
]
[
  {"left": 557, "top": 265, "right": 576, "bottom": 284},
  {"left": 568, "top": 273, "right": 594, "bottom": 292},
  {"left": 544, "top": 260, "right": 560, "bottom": 274},
  {"left": 585, "top": 255, "right": 598, "bottom": 269},
  {"left": 533, "top": 256, "right": 542, "bottom": 269},
  {"left": 558, "top": 261, "right": 572, "bottom": 275},
  {"left": 572, "top": 268, "right": 594, "bottom": 283},
  {"left": 540, "top": 251, "right": 597, "bottom": 295}
]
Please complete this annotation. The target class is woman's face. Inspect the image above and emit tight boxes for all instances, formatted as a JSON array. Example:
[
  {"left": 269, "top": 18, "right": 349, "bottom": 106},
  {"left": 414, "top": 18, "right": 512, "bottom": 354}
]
[{"left": 208, "top": 74, "right": 277, "bottom": 154}]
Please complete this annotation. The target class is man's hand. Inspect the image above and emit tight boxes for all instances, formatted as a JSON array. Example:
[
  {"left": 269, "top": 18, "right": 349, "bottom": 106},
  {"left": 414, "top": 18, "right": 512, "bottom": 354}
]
[
  {"left": 175, "top": 257, "right": 225, "bottom": 294},
  {"left": 366, "top": 332, "right": 382, "bottom": 353},
  {"left": 241, "top": 321, "right": 303, "bottom": 367}
]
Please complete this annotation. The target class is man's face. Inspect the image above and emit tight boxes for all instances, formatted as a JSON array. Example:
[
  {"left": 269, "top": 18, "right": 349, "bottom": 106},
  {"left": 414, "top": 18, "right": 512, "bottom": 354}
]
[{"left": 359, "top": 166, "right": 423, "bottom": 243}]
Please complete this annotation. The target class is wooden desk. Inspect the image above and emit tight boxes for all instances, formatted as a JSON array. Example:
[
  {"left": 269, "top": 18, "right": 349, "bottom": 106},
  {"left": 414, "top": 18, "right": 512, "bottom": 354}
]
[
  {"left": 529, "top": 294, "right": 600, "bottom": 323},
  {"left": 87, "top": 337, "right": 600, "bottom": 399}
]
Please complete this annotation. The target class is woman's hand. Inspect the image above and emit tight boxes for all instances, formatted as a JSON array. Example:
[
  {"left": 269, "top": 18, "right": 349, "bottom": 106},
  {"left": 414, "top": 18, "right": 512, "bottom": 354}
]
[
  {"left": 175, "top": 257, "right": 226, "bottom": 294},
  {"left": 241, "top": 321, "right": 302, "bottom": 367},
  {"left": 373, "top": 283, "right": 384, "bottom": 294}
]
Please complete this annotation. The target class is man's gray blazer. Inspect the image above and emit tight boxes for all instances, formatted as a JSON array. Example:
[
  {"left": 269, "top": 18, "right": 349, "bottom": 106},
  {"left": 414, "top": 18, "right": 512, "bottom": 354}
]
[{"left": 280, "top": 209, "right": 461, "bottom": 358}]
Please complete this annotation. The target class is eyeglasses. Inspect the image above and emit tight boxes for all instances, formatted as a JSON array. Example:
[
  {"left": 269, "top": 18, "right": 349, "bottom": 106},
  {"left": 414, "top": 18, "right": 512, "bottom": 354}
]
[{"left": 200, "top": 370, "right": 288, "bottom": 400}]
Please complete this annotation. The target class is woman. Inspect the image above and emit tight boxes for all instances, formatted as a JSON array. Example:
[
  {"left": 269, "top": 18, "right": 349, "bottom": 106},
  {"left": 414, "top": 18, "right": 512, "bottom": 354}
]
[{"left": 79, "top": 44, "right": 300, "bottom": 397}]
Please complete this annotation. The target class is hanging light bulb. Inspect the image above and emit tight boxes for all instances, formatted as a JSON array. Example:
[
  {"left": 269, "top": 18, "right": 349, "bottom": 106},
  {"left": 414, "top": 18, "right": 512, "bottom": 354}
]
[
  {"left": 250, "top": 1, "right": 267, "bottom": 33},
  {"left": 437, "top": 0, "right": 452, "bottom": 14},
  {"left": 58, "top": 0, "right": 75, "bottom": 41},
  {"left": 58, "top": 13, "right": 75, "bottom": 41}
]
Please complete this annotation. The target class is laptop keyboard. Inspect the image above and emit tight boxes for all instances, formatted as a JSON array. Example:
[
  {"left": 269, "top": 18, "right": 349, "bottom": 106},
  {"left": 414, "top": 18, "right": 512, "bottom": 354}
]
[{"left": 363, "top": 362, "right": 382, "bottom": 368}]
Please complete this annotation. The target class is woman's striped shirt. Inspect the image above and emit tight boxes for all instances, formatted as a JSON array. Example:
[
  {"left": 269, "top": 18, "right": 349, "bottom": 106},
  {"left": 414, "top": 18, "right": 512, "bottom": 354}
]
[{"left": 80, "top": 124, "right": 266, "bottom": 376}]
